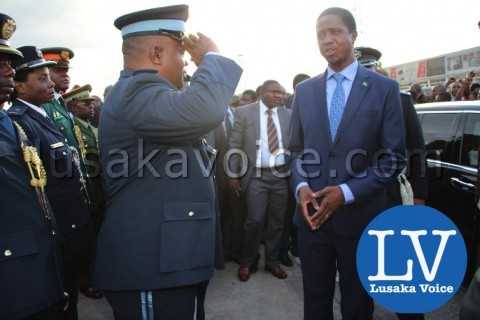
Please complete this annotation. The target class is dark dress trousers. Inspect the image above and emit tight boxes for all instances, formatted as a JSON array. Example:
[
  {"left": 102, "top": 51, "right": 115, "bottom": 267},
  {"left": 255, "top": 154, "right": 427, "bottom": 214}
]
[
  {"left": 8, "top": 100, "right": 92, "bottom": 320},
  {"left": 0, "top": 114, "right": 64, "bottom": 320},
  {"left": 289, "top": 65, "right": 406, "bottom": 320}
]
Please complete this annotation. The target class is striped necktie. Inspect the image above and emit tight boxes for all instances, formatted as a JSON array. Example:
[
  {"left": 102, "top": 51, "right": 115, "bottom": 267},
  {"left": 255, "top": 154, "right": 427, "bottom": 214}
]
[{"left": 266, "top": 109, "right": 279, "bottom": 154}]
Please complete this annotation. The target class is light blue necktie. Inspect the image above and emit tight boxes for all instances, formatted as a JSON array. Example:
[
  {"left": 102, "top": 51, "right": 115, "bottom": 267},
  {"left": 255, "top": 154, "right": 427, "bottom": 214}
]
[{"left": 329, "top": 73, "right": 346, "bottom": 141}]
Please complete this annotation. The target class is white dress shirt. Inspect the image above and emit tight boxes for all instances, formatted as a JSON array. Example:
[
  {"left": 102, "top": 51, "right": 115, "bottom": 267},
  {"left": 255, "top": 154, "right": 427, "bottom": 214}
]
[
  {"left": 256, "top": 100, "right": 286, "bottom": 168},
  {"left": 17, "top": 98, "right": 48, "bottom": 118}
]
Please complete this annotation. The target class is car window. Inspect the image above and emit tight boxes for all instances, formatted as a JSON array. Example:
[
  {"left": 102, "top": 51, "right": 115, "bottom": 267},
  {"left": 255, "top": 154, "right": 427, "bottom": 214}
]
[
  {"left": 460, "top": 113, "right": 480, "bottom": 169},
  {"left": 421, "top": 113, "right": 459, "bottom": 160}
]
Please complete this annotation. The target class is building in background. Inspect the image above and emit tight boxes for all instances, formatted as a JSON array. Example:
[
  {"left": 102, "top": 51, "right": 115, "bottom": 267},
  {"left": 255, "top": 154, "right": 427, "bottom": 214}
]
[{"left": 386, "top": 46, "right": 480, "bottom": 90}]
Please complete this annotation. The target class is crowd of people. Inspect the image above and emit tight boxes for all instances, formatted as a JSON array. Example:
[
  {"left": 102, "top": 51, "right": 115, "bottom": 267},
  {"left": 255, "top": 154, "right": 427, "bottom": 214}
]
[
  {"left": 410, "top": 71, "right": 480, "bottom": 103},
  {"left": 1, "top": 4, "right": 480, "bottom": 320}
]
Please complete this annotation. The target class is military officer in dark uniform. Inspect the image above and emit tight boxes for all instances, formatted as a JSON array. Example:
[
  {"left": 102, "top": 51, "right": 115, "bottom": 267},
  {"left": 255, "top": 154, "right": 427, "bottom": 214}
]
[
  {"left": 40, "top": 47, "right": 77, "bottom": 147},
  {"left": 41, "top": 48, "right": 103, "bottom": 302},
  {"left": 356, "top": 46, "right": 428, "bottom": 320},
  {"left": 0, "top": 14, "right": 65, "bottom": 320},
  {"left": 63, "top": 84, "right": 104, "bottom": 225},
  {"left": 94, "top": 5, "right": 242, "bottom": 319},
  {"left": 63, "top": 84, "right": 105, "bottom": 299},
  {"left": 8, "top": 46, "right": 92, "bottom": 320}
]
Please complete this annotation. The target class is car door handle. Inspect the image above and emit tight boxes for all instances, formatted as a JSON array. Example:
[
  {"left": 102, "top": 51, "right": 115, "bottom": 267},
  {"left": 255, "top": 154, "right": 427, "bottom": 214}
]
[{"left": 450, "top": 177, "right": 475, "bottom": 190}]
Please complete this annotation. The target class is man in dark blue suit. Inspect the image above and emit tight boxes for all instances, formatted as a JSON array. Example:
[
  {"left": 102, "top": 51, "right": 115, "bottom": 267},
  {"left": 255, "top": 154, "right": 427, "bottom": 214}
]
[{"left": 289, "top": 7, "right": 406, "bottom": 320}]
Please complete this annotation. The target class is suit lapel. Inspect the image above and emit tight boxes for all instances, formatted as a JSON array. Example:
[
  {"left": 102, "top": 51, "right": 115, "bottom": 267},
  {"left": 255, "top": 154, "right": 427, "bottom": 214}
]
[
  {"left": 313, "top": 74, "right": 333, "bottom": 148},
  {"left": 19, "top": 101, "right": 63, "bottom": 138},
  {"left": 252, "top": 103, "right": 261, "bottom": 141},
  {"left": 333, "top": 65, "right": 371, "bottom": 146}
]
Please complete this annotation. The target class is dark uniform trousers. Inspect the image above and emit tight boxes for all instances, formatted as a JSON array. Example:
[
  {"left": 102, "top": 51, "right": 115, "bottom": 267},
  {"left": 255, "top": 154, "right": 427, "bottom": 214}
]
[
  {"left": 23, "top": 302, "right": 65, "bottom": 320},
  {"left": 8, "top": 101, "right": 92, "bottom": 320},
  {"left": 242, "top": 168, "right": 289, "bottom": 267},
  {"left": 0, "top": 123, "right": 66, "bottom": 320},
  {"left": 104, "top": 284, "right": 202, "bottom": 320}
]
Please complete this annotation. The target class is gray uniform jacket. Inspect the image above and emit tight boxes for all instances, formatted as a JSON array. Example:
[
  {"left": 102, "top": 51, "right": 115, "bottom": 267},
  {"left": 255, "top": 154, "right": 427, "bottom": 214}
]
[{"left": 94, "top": 54, "right": 242, "bottom": 290}]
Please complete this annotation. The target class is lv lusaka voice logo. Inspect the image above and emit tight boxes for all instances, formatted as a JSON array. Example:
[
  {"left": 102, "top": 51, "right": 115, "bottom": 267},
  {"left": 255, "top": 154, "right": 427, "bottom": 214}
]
[{"left": 356, "top": 206, "right": 467, "bottom": 313}]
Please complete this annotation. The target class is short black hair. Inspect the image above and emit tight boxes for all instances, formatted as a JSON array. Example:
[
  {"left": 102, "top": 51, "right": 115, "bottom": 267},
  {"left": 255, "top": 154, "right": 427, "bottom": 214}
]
[
  {"left": 318, "top": 7, "right": 357, "bottom": 33},
  {"left": 242, "top": 89, "right": 256, "bottom": 98},
  {"left": 261, "top": 80, "right": 281, "bottom": 89},
  {"left": 292, "top": 73, "right": 310, "bottom": 89},
  {"left": 14, "top": 70, "right": 30, "bottom": 82}
]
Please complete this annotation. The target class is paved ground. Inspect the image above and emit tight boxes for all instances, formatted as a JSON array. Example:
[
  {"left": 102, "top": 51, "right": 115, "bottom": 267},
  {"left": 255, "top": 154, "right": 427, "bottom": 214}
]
[{"left": 79, "top": 256, "right": 464, "bottom": 320}]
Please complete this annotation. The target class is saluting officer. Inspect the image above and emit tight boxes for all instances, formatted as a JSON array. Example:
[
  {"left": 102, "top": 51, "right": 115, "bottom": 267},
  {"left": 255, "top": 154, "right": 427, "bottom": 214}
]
[
  {"left": 0, "top": 14, "right": 65, "bottom": 320},
  {"left": 94, "top": 5, "right": 242, "bottom": 319},
  {"left": 8, "top": 46, "right": 92, "bottom": 320}
]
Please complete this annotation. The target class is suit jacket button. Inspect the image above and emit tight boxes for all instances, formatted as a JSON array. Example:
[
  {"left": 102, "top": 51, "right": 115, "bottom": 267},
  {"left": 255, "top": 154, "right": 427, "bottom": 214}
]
[
  {"left": 188, "top": 211, "right": 195, "bottom": 217},
  {"left": 72, "top": 224, "right": 76, "bottom": 229},
  {"left": 4, "top": 250, "right": 12, "bottom": 257}
]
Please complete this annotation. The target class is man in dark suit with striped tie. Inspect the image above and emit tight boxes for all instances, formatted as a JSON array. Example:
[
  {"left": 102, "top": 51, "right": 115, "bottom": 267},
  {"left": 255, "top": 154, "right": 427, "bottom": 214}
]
[{"left": 228, "top": 80, "right": 292, "bottom": 281}]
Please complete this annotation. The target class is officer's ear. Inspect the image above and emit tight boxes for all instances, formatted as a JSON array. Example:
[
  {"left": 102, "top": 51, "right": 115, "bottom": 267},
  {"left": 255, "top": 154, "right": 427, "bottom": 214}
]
[
  {"left": 149, "top": 45, "right": 164, "bottom": 66},
  {"left": 350, "top": 30, "right": 358, "bottom": 44},
  {"left": 14, "top": 81, "right": 27, "bottom": 97}
]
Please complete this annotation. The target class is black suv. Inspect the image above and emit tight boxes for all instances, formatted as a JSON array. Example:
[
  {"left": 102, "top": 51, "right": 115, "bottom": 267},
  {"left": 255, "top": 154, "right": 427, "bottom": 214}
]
[{"left": 416, "top": 101, "right": 480, "bottom": 281}]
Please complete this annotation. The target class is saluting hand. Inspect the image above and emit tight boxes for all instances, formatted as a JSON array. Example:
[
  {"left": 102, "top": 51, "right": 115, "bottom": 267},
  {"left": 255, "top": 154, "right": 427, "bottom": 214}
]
[{"left": 183, "top": 33, "right": 219, "bottom": 66}]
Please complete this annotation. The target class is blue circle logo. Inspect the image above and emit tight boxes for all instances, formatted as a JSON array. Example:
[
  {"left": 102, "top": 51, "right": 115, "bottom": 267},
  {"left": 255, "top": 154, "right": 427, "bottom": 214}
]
[{"left": 356, "top": 205, "right": 467, "bottom": 313}]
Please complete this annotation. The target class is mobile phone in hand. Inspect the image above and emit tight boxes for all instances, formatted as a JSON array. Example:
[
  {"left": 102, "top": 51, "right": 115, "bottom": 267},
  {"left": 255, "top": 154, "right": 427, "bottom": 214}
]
[{"left": 307, "top": 196, "right": 323, "bottom": 217}]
